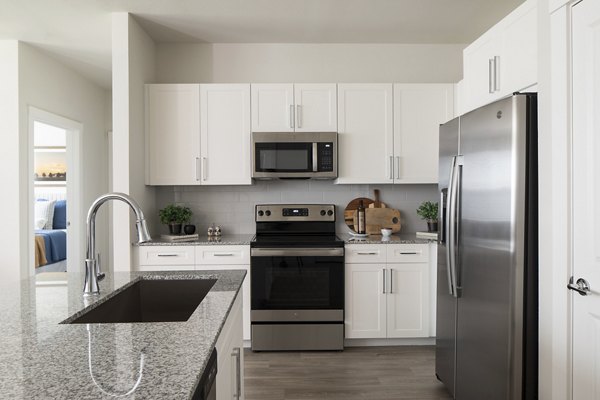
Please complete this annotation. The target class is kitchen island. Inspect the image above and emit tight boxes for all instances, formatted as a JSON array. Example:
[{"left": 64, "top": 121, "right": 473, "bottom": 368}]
[{"left": 0, "top": 269, "right": 246, "bottom": 399}]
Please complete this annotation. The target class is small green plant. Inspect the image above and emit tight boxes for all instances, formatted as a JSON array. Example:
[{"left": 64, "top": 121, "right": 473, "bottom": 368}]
[
  {"left": 416, "top": 201, "right": 439, "bottom": 222},
  {"left": 159, "top": 204, "right": 192, "bottom": 225}
]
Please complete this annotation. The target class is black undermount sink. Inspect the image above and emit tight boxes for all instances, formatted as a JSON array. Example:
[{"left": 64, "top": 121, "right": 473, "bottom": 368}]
[{"left": 67, "top": 279, "right": 217, "bottom": 324}]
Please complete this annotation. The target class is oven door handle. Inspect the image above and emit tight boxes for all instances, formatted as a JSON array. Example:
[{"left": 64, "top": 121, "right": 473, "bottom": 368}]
[{"left": 251, "top": 248, "right": 344, "bottom": 257}]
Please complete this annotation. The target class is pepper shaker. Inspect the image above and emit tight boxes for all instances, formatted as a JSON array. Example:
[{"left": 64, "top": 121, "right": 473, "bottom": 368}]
[
  {"left": 214, "top": 225, "right": 222, "bottom": 236},
  {"left": 207, "top": 223, "right": 215, "bottom": 236}
]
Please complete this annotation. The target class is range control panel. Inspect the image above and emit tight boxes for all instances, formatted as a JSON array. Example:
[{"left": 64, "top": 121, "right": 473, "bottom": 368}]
[{"left": 256, "top": 204, "right": 335, "bottom": 222}]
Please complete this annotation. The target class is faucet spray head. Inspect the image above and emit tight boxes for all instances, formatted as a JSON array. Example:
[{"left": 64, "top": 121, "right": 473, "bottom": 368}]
[{"left": 136, "top": 219, "right": 152, "bottom": 243}]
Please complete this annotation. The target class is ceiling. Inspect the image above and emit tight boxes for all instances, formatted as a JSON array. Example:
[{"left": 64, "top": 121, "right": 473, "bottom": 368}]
[{"left": 0, "top": 0, "right": 524, "bottom": 89}]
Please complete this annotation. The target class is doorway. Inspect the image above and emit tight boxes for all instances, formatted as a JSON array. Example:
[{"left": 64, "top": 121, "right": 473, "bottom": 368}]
[{"left": 29, "top": 107, "right": 82, "bottom": 276}]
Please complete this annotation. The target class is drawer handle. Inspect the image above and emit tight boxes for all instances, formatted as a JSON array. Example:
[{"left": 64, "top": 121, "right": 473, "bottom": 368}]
[
  {"left": 157, "top": 254, "right": 179, "bottom": 257},
  {"left": 356, "top": 252, "right": 378, "bottom": 255},
  {"left": 213, "top": 253, "right": 234, "bottom": 257},
  {"left": 399, "top": 252, "right": 419, "bottom": 255}
]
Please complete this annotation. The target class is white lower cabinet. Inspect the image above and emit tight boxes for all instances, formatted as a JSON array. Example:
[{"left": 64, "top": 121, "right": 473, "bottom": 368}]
[
  {"left": 345, "top": 243, "right": 430, "bottom": 339},
  {"left": 216, "top": 291, "right": 244, "bottom": 400}
]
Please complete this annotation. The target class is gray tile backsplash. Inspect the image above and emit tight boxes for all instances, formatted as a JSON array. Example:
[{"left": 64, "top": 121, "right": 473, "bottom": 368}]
[{"left": 155, "top": 182, "right": 438, "bottom": 236}]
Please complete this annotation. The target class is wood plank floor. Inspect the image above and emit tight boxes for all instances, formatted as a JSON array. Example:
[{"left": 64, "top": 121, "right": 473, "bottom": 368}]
[{"left": 244, "top": 346, "right": 453, "bottom": 400}]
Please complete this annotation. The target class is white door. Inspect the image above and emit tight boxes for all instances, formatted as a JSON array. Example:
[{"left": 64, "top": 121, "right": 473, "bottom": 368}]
[
  {"left": 571, "top": 2, "right": 600, "bottom": 399},
  {"left": 345, "top": 263, "right": 387, "bottom": 338},
  {"left": 386, "top": 264, "right": 430, "bottom": 338},
  {"left": 337, "top": 84, "right": 394, "bottom": 184},
  {"left": 145, "top": 84, "right": 200, "bottom": 185},
  {"left": 294, "top": 83, "right": 337, "bottom": 132},
  {"left": 393, "top": 84, "right": 454, "bottom": 183},
  {"left": 200, "top": 84, "right": 251, "bottom": 185},
  {"left": 251, "top": 84, "right": 294, "bottom": 132}
]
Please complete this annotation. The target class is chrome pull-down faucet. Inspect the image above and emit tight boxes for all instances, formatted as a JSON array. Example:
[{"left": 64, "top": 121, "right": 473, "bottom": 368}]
[{"left": 83, "top": 192, "right": 152, "bottom": 296}]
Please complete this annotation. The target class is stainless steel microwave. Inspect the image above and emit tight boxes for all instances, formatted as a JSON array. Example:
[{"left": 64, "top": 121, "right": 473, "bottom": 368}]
[{"left": 252, "top": 132, "right": 338, "bottom": 179}]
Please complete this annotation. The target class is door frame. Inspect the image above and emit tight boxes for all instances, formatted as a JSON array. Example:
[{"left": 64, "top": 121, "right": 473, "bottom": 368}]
[{"left": 28, "top": 106, "right": 83, "bottom": 275}]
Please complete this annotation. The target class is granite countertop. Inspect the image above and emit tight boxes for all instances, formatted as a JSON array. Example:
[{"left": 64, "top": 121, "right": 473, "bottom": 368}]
[
  {"left": 339, "top": 232, "right": 436, "bottom": 244},
  {"left": 138, "top": 234, "right": 254, "bottom": 246},
  {"left": 0, "top": 269, "right": 246, "bottom": 399}
]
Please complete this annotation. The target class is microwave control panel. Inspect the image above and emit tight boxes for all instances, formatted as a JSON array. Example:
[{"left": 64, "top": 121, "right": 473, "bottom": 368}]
[{"left": 317, "top": 143, "right": 334, "bottom": 172}]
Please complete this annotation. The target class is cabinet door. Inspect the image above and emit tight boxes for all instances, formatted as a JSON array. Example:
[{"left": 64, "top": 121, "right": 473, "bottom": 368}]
[
  {"left": 195, "top": 263, "right": 251, "bottom": 342},
  {"left": 145, "top": 84, "right": 200, "bottom": 185},
  {"left": 393, "top": 84, "right": 454, "bottom": 183},
  {"left": 251, "top": 84, "right": 294, "bottom": 132},
  {"left": 200, "top": 84, "right": 251, "bottom": 185},
  {"left": 386, "top": 263, "right": 430, "bottom": 338},
  {"left": 216, "top": 293, "right": 244, "bottom": 400},
  {"left": 345, "top": 263, "right": 387, "bottom": 338},
  {"left": 337, "top": 84, "right": 394, "bottom": 184},
  {"left": 294, "top": 83, "right": 337, "bottom": 132},
  {"left": 462, "top": 34, "right": 502, "bottom": 113},
  {"left": 500, "top": 0, "right": 537, "bottom": 97}
]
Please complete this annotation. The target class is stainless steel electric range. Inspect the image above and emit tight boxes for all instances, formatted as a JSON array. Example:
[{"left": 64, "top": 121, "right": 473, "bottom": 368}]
[{"left": 250, "top": 204, "right": 345, "bottom": 351}]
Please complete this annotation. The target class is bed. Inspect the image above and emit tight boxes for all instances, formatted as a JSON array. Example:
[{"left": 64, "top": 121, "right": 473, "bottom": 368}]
[{"left": 34, "top": 196, "right": 67, "bottom": 272}]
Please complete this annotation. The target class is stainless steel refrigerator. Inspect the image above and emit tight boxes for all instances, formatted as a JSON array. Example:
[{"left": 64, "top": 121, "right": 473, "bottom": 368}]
[{"left": 435, "top": 93, "right": 538, "bottom": 400}]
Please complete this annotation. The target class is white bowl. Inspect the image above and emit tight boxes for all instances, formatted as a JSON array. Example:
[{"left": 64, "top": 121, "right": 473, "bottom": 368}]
[{"left": 381, "top": 228, "right": 392, "bottom": 237}]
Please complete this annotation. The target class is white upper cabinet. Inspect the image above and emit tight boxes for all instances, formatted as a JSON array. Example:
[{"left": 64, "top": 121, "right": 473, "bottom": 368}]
[
  {"left": 145, "top": 84, "right": 200, "bottom": 185},
  {"left": 200, "top": 84, "right": 251, "bottom": 185},
  {"left": 251, "top": 83, "right": 337, "bottom": 132},
  {"left": 337, "top": 84, "right": 394, "bottom": 184},
  {"left": 393, "top": 84, "right": 454, "bottom": 183},
  {"left": 293, "top": 84, "right": 337, "bottom": 132},
  {"left": 462, "top": 0, "right": 537, "bottom": 113},
  {"left": 251, "top": 84, "right": 294, "bottom": 132}
]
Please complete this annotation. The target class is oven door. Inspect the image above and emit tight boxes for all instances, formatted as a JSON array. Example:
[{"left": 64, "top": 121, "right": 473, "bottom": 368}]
[{"left": 250, "top": 247, "right": 344, "bottom": 321}]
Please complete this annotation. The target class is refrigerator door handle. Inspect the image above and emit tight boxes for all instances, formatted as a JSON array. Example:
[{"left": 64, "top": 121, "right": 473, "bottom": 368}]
[
  {"left": 448, "top": 156, "right": 463, "bottom": 298},
  {"left": 446, "top": 156, "right": 457, "bottom": 297}
]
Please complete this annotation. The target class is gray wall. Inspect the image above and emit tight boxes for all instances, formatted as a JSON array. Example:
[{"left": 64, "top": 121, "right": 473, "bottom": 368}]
[{"left": 155, "top": 182, "right": 437, "bottom": 236}]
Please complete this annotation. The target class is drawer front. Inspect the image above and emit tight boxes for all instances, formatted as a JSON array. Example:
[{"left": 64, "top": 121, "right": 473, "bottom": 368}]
[
  {"left": 196, "top": 245, "right": 250, "bottom": 265},
  {"left": 138, "top": 246, "right": 195, "bottom": 266},
  {"left": 137, "top": 264, "right": 195, "bottom": 272},
  {"left": 386, "top": 244, "right": 429, "bottom": 263},
  {"left": 345, "top": 244, "right": 387, "bottom": 264}
]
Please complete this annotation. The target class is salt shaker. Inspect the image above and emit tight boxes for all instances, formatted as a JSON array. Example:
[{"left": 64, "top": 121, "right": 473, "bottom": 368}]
[
  {"left": 207, "top": 223, "right": 215, "bottom": 236},
  {"left": 214, "top": 225, "right": 222, "bottom": 236}
]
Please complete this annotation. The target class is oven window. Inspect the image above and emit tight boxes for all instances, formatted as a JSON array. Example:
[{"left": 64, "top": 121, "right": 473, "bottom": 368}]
[
  {"left": 255, "top": 143, "right": 312, "bottom": 172},
  {"left": 251, "top": 256, "right": 344, "bottom": 310}
]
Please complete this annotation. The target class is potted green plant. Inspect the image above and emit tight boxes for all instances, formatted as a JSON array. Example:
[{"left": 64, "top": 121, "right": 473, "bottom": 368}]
[
  {"left": 159, "top": 204, "right": 192, "bottom": 235},
  {"left": 416, "top": 201, "right": 439, "bottom": 232}
]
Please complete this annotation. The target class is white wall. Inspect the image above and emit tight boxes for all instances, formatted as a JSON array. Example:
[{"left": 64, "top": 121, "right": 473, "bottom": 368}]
[
  {"left": 112, "top": 13, "right": 157, "bottom": 271},
  {"left": 0, "top": 41, "right": 22, "bottom": 282},
  {"left": 0, "top": 40, "right": 109, "bottom": 282},
  {"left": 156, "top": 43, "right": 465, "bottom": 83}
]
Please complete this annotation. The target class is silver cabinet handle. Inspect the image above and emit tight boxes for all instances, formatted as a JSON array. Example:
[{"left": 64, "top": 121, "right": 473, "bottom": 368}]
[
  {"left": 382, "top": 268, "right": 386, "bottom": 294},
  {"left": 202, "top": 157, "right": 207, "bottom": 181},
  {"left": 232, "top": 347, "right": 241, "bottom": 400},
  {"left": 213, "top": 253, "right": 234, "bottom": 257},
  {"left": 488, "top": 58, "right": 495, "bottom": 93},
  {"left": 389, "top": 156, "right": 394, "bottom": 180},
  {"left": 493, "top": 56, "right": 500, "bottom": 92},
  {"left": 395, "top": 156, "right": 400, "bottom": 179},
  {"left": 568, "top": 277, "right": 591, "bottom": 296},
  {"left": 157, "top": 254, "right": 179, "bottom": 257},
  {"left": 356, "top": 252, "right": 378, "bottom": 255},
  {"left": 390, "top": 269, "right": 393, "bottom": 294},
  {"left": 297, "top": 104, "right": 302, "bottom": 128},
  {"left": 399, "top": 251, "right": 419, "bottom": 255},
  {"left": 195, "top": 157, "right": 200, "bottom": 181},
  {"left": 290, "top": 104, "right": 295, "bottom": 128}
]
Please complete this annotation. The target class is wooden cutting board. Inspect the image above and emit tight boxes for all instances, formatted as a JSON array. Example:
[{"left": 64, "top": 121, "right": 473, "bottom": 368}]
[{"left": 363, "top": 208, "right": 401, "bottom": 234}]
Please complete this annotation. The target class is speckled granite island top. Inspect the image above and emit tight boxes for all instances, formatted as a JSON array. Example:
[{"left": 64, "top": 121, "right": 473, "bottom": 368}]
[
  {"left": 340, "top": 232, "right": 436, "bottom": 244},
  {"left": 0, "top": 269, "right": 246, "bottom": 399},
  {"left": 137, "top": 234, "right": 254, "bottom": 246}
]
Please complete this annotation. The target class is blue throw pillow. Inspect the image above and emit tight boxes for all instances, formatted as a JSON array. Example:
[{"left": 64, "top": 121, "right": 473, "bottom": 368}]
[{"left": 53, "top": 200, "right": 67, "bottom": 229}]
